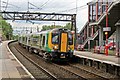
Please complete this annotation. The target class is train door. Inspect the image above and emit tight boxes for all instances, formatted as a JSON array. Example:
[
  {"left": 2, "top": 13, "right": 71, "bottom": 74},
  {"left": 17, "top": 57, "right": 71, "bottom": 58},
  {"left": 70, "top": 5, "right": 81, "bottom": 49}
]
[
  {"left": 39, "top": 34, "right": 42, "bottom": 48},
  {"left": 60, "top": 33, "right": 68, "bottom": 52},
  {"left": 27, "top": 35, "right": 29, "bottom": 45},
  {"left": 42, "top": 36, "right": 45, "bottom": 47}
]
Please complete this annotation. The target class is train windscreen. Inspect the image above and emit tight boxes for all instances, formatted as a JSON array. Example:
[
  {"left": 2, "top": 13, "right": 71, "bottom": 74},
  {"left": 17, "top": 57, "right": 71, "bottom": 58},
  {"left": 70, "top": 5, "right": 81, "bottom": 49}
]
[
  {"left": 68, "top": 34, "right": 73, "bottom": 45},
  {"left": 52, "top": 33, "right": 59, "bottom": 44}
]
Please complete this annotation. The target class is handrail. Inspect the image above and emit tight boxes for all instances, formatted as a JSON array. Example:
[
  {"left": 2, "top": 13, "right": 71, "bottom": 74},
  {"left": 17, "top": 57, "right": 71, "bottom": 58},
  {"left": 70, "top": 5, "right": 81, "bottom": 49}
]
[
  {"left": 97, "top": 2, "right": 114, "bottom": 22},
  {"left": 79, "top": 22, "right": 89, "bottom": 33},
  {"left": 82, "top": 30, "right": 99, "bottom": 47},
  {"left": 78, "top": 0, "right": 119, "bottom": 48},
  {"left": 83, "top": 37, "right": 92, "bottom": 47},
  {"left": 92, "top": 30, "right": 99, "bottom": 40}
]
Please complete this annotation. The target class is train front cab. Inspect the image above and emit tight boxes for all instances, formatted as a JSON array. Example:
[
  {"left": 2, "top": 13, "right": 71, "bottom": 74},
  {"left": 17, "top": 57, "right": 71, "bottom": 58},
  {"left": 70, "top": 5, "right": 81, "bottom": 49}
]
[{"left": 49, "top": 29, "right": 74, "bottom": 61}]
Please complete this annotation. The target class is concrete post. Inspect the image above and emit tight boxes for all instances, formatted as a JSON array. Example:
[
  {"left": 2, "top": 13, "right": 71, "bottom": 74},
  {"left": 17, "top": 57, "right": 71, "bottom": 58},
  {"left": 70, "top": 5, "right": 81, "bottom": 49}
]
[
  {"left": 87, "top": 25, "right": 89, "bottom": 38},
  {"left": 99, "top": 26, "right": 103, "bottom": 46},
  {"left": 116, "top": 25, "right": 120, "bottom": 56},
  {"left": 87, "top": 25, "right": 90, "bottom": 51}
]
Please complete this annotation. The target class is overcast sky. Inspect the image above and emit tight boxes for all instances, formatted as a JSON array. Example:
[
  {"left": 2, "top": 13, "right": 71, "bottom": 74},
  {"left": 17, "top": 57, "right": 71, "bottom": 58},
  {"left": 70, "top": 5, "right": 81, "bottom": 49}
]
[{"left": 1, "top": 0, "right": 92, "bottom": 33}]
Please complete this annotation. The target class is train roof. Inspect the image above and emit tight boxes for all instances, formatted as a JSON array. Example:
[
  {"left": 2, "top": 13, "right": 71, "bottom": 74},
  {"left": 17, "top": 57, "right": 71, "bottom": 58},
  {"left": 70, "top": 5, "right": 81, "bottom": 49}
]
[
  {"left": 31, "top": 30, "right": 51, "bottom": 35},
  {"left": 31, "top": 28, "right": 70, "bottom": 35},
  {"left": 19, "top": 28, "right": 72, "bottom": 36},
  {"left": 51, "top": 28, "right": 71, "bottom": 32}
]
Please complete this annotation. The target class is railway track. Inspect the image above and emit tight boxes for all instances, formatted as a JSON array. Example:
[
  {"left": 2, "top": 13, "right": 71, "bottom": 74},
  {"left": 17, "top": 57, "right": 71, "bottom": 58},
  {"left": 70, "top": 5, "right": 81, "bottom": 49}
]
[
  {"left": 9, "top": 42, "right": 56, "bottom": 80},
  {"left": 34, "top": 53, "right": 109, "bottom": 80},
  {"left": 9, "top": 42, "right": 85, "bottom": 79},
  {"left": 9, "top": 42, "right": 111, "bottom": 80}
]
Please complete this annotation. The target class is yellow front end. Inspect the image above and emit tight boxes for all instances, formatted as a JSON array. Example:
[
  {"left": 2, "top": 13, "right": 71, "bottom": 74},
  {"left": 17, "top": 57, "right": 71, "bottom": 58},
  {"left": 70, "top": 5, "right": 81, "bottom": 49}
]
[
  {"left": 47, "top": 29, "right": 74, "bottom": 61},
  {"left": 60, "top": 33, "right": 67, "bottom": 52}
]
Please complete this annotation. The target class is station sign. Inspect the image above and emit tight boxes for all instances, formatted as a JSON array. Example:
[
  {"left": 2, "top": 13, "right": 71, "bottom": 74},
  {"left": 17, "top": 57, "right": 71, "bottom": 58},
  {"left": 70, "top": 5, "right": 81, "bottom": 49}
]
[{"left": 103, "top": 27, "right": 111, "bottom": 31}]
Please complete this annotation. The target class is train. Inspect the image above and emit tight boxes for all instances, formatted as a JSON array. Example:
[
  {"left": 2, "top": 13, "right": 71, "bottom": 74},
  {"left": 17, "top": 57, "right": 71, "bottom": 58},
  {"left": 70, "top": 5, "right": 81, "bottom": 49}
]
[{"left": 18, "top": 28, "right": 75, "bottom": 61}]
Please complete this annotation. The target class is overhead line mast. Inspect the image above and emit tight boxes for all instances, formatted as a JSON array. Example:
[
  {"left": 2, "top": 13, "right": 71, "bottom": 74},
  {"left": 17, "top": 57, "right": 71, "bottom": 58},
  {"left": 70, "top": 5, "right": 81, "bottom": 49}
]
[
  {"left": 2, "top": 1, "right": 20, "bottom": 11},
  {"left": 4, "top": 0, "right": 9, "bottom": 11},
  {"left": 28, "top": 0, "right": 29, "bottom": 12},
  {"left": 76, "top": 0, "right": 78, "bottom": 14}
]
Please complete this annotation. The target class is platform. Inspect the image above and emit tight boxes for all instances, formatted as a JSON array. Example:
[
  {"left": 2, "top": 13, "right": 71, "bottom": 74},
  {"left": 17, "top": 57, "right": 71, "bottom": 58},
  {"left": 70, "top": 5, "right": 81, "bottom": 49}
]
[
  {"left": 74, "top": 51, "right": 120, "bottom": 66},
  {"left": 0, "top": 41, "right": 33, "bottom": 79}
]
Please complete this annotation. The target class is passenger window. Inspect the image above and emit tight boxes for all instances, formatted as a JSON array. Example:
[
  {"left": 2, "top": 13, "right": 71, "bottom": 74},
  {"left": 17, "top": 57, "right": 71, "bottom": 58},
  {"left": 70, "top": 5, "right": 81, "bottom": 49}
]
[
  {"left": 40, "top": 34, "right": 42, "bottom": 44},
  {"left": 25, "top": 37, "right": 27, "bottom": 42},
  {"left": 42, "top": 36, "right": 45, "bottom": 46}
]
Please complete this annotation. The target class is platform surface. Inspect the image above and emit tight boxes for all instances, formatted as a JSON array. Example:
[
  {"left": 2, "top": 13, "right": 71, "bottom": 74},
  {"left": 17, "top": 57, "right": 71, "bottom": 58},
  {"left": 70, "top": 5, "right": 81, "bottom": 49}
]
[
  {"left": 0, "top": 41, "right": 30, "bottom": 79},
  {"left": 74, "top": 50, "right": 120, "bottom": 66}
]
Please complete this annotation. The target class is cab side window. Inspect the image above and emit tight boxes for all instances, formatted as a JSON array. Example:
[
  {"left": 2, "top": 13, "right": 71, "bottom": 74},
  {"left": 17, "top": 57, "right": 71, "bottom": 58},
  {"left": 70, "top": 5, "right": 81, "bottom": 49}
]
[{"left": 68, "top": 34, "right": 73, "bottom": 45}]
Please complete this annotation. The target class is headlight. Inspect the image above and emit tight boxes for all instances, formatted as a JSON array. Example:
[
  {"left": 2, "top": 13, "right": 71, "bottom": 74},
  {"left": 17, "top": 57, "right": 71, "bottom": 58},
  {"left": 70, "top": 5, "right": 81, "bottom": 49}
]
[
  {"left": 54, "top": 46, "right": 57, "bottom": 49},
  {"left": 53, "top": 46, "right": 58, "bottom": 50}
]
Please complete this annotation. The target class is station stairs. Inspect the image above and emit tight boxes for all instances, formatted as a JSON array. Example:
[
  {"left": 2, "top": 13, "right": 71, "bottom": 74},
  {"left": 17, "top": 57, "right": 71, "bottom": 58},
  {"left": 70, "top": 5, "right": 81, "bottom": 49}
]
[{"left": 78, "top": 0, "right": 120, "bottom": 49}]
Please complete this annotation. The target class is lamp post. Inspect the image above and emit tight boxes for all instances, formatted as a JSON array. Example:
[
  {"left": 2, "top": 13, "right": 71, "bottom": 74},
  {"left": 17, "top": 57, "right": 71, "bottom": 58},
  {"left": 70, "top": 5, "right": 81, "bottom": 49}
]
[
  {"left": 105, "top": 1, "right": 108, "bottom": 56},
  {"left": 102, "top": 1, "right": 110, "bottom": 56}
]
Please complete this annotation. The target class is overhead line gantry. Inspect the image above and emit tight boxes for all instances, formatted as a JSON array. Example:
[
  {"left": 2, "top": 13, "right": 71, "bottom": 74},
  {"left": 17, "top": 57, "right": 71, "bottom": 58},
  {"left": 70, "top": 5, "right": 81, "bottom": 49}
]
[{"left": 1, "top": 11, "right": 76, "bottom": 41}]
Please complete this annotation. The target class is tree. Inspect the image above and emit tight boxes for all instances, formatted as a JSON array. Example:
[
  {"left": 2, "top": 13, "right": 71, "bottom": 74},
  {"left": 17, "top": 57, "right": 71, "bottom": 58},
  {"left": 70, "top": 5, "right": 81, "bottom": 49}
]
[
  {"left": 63, "top": 23, "right": 71, "bottom": 30},
  {"left": 0, "top": 16, "right": 13, "bottom": 40},
  {"left": 41, "top": 25, "right": 62, "bottom": 31},
  {"left": 41, "top": 23, "right": 78, "bottom": 32}
]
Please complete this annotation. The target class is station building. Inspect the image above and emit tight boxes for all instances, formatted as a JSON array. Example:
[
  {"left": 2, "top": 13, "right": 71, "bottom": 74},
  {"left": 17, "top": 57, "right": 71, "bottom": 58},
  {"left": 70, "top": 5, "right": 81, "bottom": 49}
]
[{"left": 78, "top": 0, "right": 120, "bottom": 55}]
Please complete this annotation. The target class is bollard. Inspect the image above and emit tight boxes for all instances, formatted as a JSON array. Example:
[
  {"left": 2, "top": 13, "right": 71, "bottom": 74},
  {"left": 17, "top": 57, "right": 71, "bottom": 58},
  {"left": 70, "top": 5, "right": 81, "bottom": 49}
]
[
  {"left": 97, "top": 46, "right": 100, "bottom": 54},
  {"left": 105, "top": 45, "right": 108, "bottom": 56},
  {"left": 82, "top": 47, "right": 84, "bottom": 51},
  {"left": 116, "top": 42, "right": 120, "bottom": 57},
  {"left": 81, "top": 45, "right": 84, "bottom": 51}
]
